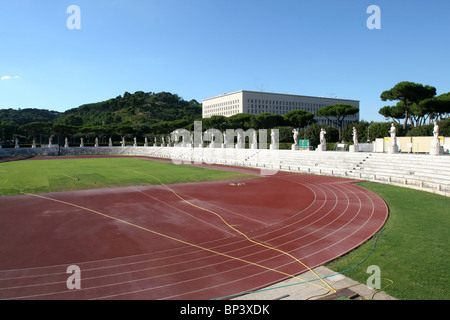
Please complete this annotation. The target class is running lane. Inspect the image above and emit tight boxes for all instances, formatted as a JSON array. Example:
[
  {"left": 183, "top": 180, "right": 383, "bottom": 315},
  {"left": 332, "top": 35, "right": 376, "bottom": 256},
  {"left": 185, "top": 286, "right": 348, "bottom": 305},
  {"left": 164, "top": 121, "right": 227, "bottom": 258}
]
[{"left": 0, "top": 171, "right": 388, "bottom": 300}]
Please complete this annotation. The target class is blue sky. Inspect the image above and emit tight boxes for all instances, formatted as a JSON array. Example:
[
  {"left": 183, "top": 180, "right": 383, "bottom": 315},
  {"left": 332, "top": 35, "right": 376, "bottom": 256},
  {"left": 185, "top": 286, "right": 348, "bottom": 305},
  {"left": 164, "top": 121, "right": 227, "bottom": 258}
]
[{"left": 0, "top": 0, "right": 449, "bottom": 122}]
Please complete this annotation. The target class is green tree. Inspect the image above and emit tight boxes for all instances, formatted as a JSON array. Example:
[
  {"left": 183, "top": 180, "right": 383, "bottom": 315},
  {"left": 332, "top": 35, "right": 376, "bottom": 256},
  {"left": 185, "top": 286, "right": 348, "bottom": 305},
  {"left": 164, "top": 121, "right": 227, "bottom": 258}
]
[
  {"left": 367, "top": 122, "right": 404, "bottom": 140},
  {"left": 202, "top": 115, "right": 227, "bottom": 131},
  {"left": 252, "top": 113, "right": 285, "bottom": 129},
  {"left": 226, "top": 113, "right": 254, "bottom": 130},
  {"left": 342, "top": 121, "right": 370, "bottom": 143},
  {"left": 380, "top": 81, "right": 436, "bottom": 130},
  {"left": 284, "top": 110, "right": 316, "bottom": 129},
  {"left": 316, "top": 104, "right": 359, "bottom": 142},
  {"left": 378, "top": 104, "right": 405, "bottom": 124},
  {"left": 303, "top": 123, "right": 339, "bottom": 146},
  {"left": 417, "top": 92, "right": 450, "bottom": 121}
]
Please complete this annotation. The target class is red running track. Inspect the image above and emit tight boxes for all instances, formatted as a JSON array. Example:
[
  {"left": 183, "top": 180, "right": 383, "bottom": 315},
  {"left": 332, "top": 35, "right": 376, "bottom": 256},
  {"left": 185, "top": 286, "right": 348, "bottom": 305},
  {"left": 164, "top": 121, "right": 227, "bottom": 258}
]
[{"left": 0, "top": 164, "right": 388, "bottom": 300}]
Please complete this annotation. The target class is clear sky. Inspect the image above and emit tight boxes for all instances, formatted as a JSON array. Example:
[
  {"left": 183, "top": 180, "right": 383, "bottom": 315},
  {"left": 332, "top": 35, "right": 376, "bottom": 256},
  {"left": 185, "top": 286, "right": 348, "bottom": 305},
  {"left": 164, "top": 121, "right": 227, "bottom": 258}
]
[{"left": 1, "top": 0, "right": 449, "bottom": 122}]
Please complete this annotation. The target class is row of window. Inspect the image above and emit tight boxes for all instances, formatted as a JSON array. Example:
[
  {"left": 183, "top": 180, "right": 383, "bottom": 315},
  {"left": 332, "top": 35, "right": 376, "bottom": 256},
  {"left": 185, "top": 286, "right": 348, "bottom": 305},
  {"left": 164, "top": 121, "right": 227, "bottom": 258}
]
[
  {"left": 205, "top": 99, "right": 240, "bottom": 109},
  {"left": 247, "top": 99, "right": 328, "bottom": 109}
]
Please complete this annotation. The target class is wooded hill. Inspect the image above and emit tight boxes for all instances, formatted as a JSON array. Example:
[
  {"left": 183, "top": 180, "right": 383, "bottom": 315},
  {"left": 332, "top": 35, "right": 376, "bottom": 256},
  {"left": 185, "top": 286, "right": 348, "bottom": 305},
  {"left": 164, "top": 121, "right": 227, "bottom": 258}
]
[
  {"left": 0, "top": 91, "right": 202, "bottom": 144},
  {"left": 58, "top": 91, "right": 201, "bottom": 127}
]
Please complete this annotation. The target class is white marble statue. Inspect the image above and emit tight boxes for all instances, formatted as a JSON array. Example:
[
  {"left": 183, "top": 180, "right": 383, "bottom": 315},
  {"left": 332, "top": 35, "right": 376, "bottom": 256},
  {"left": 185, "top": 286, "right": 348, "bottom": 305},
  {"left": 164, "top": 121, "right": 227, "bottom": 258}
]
[
  {"left": 320, "top": 128, "right": 327, "bottom": 145},
  {"left": 292, "top": 128, "right": 299, "bottom": 145},
  {"left": 430, "top": 121, "right": 443, "bottom": 155},
  {"left": 352, "top": 127, "right": 359, "bottom": 146},
  {"left": 433, "top": 121, "right": 440, "bottom": 142},
  {"left": 389, "top": 123, "right": 397, "bottom": 146}
]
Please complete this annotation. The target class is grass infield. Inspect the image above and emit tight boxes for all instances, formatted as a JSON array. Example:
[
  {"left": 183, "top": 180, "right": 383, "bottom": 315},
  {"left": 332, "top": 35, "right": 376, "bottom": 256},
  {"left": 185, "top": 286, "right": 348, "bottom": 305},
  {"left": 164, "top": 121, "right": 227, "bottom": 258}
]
[
  {"left": 326, "top": 181, "right": 450, "bottom": 300},
  {"left": 0, "top": 157, "right": 255, "bottom": 196}
]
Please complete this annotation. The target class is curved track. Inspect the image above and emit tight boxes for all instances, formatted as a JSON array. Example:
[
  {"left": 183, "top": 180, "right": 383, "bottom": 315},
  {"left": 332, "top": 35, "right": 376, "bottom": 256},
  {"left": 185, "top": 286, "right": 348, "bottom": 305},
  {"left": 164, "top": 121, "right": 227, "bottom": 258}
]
[{"left": 0, "top": 164, "right": 388, "bottom": 300}]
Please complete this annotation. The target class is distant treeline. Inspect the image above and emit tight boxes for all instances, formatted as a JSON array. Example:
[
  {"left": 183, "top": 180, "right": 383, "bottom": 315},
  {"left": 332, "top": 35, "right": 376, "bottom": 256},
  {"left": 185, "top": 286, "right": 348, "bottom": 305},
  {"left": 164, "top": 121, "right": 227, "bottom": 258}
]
[{"left": 1, "top": 90, "right": 449, "bottom": 148}]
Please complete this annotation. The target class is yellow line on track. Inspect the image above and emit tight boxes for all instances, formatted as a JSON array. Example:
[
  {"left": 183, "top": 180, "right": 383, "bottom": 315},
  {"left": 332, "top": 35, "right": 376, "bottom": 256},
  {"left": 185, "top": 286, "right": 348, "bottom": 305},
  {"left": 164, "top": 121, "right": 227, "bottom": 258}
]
[
  {"left": 22, "top": 171, "right": 337, "bottom": 296},
  {"left": 134, "top": 172, "right": 336, "bottom": 294}
]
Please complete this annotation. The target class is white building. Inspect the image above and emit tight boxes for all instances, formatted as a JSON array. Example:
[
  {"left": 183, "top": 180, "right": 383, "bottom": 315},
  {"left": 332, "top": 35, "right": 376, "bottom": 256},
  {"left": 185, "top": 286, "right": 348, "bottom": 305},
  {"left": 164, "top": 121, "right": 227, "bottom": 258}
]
[{"left": 202, "top": 90, "right": 359, "bottom": 128}]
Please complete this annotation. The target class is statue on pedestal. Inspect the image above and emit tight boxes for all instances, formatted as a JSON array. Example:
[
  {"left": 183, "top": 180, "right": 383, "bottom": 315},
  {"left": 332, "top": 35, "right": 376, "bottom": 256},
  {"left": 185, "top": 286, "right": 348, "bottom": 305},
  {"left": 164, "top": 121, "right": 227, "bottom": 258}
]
[
  {"left": 430, "top": 121, "right": 443, "bottom": 155},
  {"left": 388, "top": 123, "right": 399, "bottom": 154},
  {"left": 433, "top": 121, "right": 440, "bottom": 145},
  {"left": 320, "top": 128, "right": 327, "bottom": 145},
  {"left": 292, "top": 129, "right": 299, "bottom": 145},
  {"left": 316, "top": 128, "right": 327, "bottom": 151},
  {"left": 352, "top": 127, "right": 359, "bottom": 146},
  {"left": 389, "top": 123, "right": 397, "bottom": 146},
  {"left": 350, "top": 127, "right": 359, "bottom": 152}
]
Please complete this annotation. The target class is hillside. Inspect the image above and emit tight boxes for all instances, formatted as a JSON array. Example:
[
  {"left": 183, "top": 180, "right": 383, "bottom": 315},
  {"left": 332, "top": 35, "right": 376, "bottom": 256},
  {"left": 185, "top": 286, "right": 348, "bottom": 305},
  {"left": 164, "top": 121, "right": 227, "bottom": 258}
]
[
  {"left": 56, "top": 91, "right": 202, "bottom": 127},
  {"left": 0, "top": 108, "right": 60, "bottom": 126},
  {"left": 0, "top": 91, "right": 202, "bottom": 142}
]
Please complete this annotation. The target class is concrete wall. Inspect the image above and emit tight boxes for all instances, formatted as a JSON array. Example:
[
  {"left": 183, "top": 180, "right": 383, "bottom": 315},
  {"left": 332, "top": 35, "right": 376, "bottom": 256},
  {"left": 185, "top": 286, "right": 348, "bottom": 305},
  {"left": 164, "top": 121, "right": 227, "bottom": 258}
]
[
  {"left": 375, "top": 136, "right": 449, "bottom": 154},
  {"left": 0, "top": 147, "right": 60, "bottom": 158}
]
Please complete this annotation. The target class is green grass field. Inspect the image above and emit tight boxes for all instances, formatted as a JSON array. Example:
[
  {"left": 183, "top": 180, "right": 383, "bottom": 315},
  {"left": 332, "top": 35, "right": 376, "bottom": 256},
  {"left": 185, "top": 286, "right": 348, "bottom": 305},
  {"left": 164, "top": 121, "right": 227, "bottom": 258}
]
[
  {"left": 326, "top": 182, "right": 450, "bottom": 300},
  {"left": 0, "top": 157, "right": 255, "bottom": 196}
]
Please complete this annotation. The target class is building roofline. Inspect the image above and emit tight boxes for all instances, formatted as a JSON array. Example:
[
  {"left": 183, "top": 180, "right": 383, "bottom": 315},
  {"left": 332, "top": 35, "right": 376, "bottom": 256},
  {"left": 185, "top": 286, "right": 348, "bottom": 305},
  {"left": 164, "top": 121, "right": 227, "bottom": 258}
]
[{"left": 202, "top": 90, "right": 359, "bottom": 103}]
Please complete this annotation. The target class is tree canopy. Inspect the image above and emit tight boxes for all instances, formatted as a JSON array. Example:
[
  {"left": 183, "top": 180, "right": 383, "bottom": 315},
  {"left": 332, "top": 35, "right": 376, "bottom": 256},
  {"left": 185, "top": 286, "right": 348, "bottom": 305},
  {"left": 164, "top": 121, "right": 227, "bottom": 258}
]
[
  {"left": 284, "top": 110, "right": 316, "bottom": 128},
  {"left": 380, "top": 81, "right": 436, "bottom": 129},
  {"left": 316, "top": 104, "right": 359, "bottom": 142}
]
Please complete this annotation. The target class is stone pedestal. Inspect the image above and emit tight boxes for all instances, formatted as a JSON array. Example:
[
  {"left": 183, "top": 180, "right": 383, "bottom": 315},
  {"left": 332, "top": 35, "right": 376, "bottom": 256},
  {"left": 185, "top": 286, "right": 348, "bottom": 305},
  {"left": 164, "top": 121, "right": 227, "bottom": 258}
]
[
  {"left": 316, "top": 144, "right": 326, "bottom": 152},
  {"left": 291, "top": 144, "right": 298, "bottom": 151},
  {"left": 430, "top": 146, "right": 444, "bottom": 156},
  {"left": 388, "top": 145, "right": 399, "bottom": 154},
  {"left": 349, "top": 145, "right": 359, "bottom": 152},
  {"left": 251, "top": 143, "right": 258, "bottom": 150},
  {"left": 270, "top": 144, "right": 278, "bottom": 150}
]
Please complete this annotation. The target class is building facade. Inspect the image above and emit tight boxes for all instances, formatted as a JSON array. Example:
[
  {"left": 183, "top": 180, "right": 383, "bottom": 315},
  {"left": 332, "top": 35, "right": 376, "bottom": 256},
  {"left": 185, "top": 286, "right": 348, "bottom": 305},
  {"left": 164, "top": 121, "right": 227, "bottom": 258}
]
[{"left": 202, "top": 90, "right": 360, "bottom": 128}]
